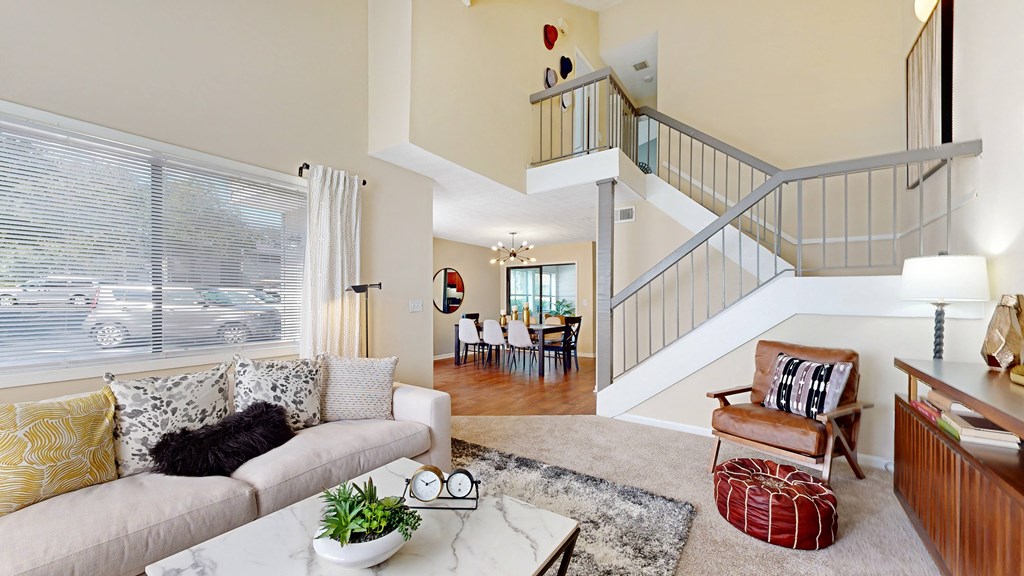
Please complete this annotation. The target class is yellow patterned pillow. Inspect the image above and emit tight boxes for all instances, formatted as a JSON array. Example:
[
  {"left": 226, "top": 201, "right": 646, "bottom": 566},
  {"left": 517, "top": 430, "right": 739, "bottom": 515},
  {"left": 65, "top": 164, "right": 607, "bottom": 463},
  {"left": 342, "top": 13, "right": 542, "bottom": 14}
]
[{"left": 0, "top": 387, "right": 117, "bottom": 516}]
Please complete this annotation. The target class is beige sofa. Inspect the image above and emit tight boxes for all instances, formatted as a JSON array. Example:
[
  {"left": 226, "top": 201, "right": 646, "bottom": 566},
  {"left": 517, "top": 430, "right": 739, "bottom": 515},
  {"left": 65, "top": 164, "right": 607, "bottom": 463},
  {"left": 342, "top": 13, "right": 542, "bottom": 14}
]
[{"left": 0, "top": 383, "right": 451, "bottom": 576}]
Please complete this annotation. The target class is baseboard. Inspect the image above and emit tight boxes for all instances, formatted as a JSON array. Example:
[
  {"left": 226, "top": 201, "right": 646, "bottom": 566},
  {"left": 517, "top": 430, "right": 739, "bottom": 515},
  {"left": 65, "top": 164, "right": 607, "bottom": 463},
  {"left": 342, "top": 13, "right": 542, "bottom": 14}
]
[
  {"left": 578, "top": 352, "right": 595, "bottom": 358},
  {"left": 433, "top": 353, "right": 455, "bottom": 361},
  {"left": 614, "top": 413, "right": 714, "bottom": 437},
  {"left": 614, "top": 413, "right": 892, "bottom": 471}
]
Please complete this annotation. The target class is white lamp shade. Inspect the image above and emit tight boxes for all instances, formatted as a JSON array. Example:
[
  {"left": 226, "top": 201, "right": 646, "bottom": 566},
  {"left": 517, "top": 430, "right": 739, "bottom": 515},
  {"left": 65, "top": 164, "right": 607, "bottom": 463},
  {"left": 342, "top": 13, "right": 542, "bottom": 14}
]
[
  {"left": 915, "top": 0, "right": 938, "bottom": 22},
  {"left": 901, "top": 255, "right": 990, "bottom": 302}
]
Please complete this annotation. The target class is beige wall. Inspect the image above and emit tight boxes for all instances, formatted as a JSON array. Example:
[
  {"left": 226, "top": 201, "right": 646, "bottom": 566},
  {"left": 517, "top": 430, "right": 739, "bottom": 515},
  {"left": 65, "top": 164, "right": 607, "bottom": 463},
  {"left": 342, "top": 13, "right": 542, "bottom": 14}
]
[
  {"left": 409, "top": 0, "right": 603, "bottom": 192},
  {"left": 628, "top": 314, "right": 988, "bottom": 460},
  {"left": 944, "top": 0, "right": 1024, "bottom": 294},
  {"left": 0, "top": 0, "right": 435, "bottom": 403},
  {"left": 498, "top": 241, "right": 596, "bottom": 355},
  {"left": 601, "top": 0, "right": 908, "bottom": 169},
  {"left": 432, "top": 237, "right": 502, "bottom": 357}
]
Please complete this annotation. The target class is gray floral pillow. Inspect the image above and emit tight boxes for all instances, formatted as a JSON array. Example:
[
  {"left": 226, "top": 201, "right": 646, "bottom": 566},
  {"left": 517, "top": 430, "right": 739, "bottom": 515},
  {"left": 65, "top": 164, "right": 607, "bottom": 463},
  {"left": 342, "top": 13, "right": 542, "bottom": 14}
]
[
  {"left": 233, "top": 355, "right": 320, "bottom": 430},
  {"left": 105, "top": 363, "right": 230, "bottom": 477}
]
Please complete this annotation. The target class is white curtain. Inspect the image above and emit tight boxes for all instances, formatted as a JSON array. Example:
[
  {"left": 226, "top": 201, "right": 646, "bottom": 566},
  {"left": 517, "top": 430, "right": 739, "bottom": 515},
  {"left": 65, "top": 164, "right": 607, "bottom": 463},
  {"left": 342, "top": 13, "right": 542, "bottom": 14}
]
[{"left": 300, "top": 165, "right": 361, "bottom": 358}]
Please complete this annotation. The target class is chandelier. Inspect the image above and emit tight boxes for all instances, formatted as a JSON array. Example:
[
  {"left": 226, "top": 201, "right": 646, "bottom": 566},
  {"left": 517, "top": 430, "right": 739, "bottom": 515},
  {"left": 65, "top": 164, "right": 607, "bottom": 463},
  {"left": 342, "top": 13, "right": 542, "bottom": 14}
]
[{"left": 490, "top": 232, "right": 536, "bottom": 266}]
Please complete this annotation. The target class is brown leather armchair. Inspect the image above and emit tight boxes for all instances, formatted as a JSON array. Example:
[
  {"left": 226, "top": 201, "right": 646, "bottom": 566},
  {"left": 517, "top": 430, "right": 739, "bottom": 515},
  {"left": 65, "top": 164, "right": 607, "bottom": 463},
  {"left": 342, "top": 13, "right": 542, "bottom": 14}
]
[{"left": 707, "top": 340, "right": 873, "bottom": 484}]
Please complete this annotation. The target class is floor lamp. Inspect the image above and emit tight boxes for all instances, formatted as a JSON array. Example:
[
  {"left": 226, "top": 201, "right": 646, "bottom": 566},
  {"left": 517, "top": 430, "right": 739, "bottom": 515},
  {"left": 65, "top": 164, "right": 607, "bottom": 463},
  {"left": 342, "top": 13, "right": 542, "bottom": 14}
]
[
  {"left": 347, "top": 283, "right": 382, "bottom": 357},
  {"left": 901, "top": 255, "right": 989, "bottom": 359}
]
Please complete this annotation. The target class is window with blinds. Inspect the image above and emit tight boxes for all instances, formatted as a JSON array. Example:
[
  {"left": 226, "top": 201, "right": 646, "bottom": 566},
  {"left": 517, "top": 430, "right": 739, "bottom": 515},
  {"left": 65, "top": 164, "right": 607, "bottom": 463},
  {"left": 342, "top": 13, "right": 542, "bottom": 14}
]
[{"left": 0, "top": 120, "right": 305, "bottom": 371}]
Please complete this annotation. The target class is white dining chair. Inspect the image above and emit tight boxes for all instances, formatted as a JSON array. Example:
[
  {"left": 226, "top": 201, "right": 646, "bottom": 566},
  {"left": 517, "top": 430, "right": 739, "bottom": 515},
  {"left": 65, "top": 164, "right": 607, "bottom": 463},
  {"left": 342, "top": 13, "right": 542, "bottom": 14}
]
[
  {"left": 481, "top": 319, "right": 507, "bottom": 368},
  {"left": 506, "top": 320, "right": 537, "bottom": 373},
  {"left": 458, "top": 318, "right": 484, "bottom": 366}
]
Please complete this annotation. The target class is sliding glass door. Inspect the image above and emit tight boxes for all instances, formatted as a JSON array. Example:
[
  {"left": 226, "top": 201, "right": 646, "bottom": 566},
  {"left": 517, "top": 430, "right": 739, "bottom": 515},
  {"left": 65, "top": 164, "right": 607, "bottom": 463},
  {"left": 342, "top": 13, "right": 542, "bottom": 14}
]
[{"left": 507, "top": 263, "right": 577, "bottom": 318}]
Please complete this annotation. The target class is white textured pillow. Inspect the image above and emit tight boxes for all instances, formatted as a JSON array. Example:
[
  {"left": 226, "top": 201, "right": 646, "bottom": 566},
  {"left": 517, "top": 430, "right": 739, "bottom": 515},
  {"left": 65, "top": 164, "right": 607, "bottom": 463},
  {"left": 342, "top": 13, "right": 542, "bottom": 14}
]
[
  {"left": 105, "top": 363, "right": 230, "bottom": 477},
  {"left": 319, "top": 356, "right": 398, "bottom": 421},
  {"left": 234, "top": 355, "right": 321, "bottom": 430}
]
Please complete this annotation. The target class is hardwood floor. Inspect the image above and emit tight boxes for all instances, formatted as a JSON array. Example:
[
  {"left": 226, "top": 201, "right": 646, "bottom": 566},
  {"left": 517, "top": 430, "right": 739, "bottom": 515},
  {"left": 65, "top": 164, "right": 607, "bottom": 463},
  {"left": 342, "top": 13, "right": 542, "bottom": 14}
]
[{"left": 433, "top": 353, "right": 596, "bottom": 416}]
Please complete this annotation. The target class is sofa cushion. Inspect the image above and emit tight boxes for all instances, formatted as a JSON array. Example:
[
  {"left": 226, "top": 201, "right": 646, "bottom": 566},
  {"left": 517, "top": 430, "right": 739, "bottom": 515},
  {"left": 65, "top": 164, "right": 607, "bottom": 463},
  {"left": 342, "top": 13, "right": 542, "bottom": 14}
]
[
  {"left": 234, "top": 356, "right": 321, "bottom": 430},
  {"left": 232, "top": 419, "right": 430, "bottom": 516},
  {"left": 762, "top": 353, "right": 853, "bottom": 419},
  {"left": 0, "top": 387, "right": 117, "bottom": 517},
  {"left": 106, "top": 363, "right": 231, "bottom": 476},
  {"left": 150, "top": 401, "right": 294, "bottom": 477},
  {"left": 751, "top": 340, "right": 860, "bottom": 407},
  {"left": 712, "top": 403, "right": 827, "bottom": 457},
  {"left": 319, "top": 355, "right": 398, "bottom": 421},
  {"left": 0, "top": 472, "right": 256, "bottom": 576}
]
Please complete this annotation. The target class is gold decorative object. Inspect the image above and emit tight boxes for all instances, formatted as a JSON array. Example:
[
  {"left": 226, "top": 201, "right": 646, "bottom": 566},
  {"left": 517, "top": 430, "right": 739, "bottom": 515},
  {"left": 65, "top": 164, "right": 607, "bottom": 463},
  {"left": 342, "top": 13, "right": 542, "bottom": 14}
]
[
  {"left": 981, "top": 294, "right": 1024, "bottom": 370},
  {"left": 1010, "top": 365, "right": 1024, "bottom": 386}
]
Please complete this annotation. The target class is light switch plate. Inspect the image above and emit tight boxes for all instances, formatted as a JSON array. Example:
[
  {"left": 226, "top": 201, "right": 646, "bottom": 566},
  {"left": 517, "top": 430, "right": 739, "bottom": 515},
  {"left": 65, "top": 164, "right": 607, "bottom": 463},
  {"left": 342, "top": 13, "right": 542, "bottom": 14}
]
[{"left": 409, "top": 299, "right": 423, "bottom": 313}]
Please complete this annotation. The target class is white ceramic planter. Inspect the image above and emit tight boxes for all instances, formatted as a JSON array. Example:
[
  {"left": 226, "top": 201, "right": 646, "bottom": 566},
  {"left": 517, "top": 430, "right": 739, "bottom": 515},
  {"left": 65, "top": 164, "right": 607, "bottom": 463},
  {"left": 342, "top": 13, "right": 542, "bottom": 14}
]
[{"left": 313, "top": 529, "right": 407, "bottom": 568}]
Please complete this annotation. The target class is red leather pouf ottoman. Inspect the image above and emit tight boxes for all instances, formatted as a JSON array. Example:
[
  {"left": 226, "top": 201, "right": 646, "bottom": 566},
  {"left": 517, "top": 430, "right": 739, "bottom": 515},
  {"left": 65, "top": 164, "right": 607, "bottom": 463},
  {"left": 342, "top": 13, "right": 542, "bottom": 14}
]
[{"left": 713, "top": 458, "right": 838, "bottom": 550}]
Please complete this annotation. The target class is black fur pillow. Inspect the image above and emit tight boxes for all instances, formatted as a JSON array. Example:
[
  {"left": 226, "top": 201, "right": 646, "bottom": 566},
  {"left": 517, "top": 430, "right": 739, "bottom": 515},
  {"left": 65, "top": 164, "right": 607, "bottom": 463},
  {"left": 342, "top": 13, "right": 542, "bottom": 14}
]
[{"left": 150, "top": 401, "right": 295, "bottom": 476}]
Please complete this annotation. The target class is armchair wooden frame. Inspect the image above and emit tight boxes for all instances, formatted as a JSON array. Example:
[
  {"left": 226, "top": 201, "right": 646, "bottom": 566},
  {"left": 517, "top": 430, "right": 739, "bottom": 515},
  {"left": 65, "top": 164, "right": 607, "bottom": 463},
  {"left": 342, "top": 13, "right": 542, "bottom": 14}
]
[{"left": 707, "top": 386, "right": 874, "bottom": 484}]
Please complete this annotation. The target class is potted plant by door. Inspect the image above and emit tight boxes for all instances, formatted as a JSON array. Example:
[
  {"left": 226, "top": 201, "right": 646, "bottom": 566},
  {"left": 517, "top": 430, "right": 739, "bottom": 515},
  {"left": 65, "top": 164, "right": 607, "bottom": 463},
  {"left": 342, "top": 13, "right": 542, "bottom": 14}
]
[{"left": 313, "top": 479, "right": 422, "bottom": 568}]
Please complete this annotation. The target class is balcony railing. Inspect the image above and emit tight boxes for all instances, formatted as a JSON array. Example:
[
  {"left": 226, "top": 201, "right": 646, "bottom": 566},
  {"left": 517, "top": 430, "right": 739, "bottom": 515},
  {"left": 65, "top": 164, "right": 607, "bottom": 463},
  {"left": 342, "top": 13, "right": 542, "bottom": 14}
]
[{"left": 530, "top": 67, "right": 638, "bottom": 166}]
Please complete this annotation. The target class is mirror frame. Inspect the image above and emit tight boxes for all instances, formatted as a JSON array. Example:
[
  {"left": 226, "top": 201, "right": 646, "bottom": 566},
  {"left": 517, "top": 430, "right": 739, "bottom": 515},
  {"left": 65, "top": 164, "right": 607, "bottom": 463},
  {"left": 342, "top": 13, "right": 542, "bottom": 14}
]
[{"left": 432, "top": 267, "right": 465, "bottom": 314}]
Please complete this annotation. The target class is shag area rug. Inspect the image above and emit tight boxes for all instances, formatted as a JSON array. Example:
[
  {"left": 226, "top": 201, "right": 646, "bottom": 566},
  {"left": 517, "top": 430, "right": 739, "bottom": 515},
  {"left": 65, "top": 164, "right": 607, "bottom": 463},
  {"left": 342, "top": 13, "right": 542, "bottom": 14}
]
[{"left": 452, "top": 438, "right": 695, "bottom": 576}]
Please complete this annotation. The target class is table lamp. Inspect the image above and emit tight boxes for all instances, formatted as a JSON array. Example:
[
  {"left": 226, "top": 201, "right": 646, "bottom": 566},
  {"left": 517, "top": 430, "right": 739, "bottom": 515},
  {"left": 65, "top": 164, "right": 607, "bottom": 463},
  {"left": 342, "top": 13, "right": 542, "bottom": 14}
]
[{"left": 901, "top": 255, "right": 989, "bottom": 359}]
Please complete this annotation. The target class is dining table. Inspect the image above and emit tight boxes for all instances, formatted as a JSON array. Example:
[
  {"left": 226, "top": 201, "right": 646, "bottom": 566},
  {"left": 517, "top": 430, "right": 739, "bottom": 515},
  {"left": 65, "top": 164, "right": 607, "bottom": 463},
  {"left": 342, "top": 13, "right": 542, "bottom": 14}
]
[{"left": 453, "top": 322, "right": 570, "bottom": 377}]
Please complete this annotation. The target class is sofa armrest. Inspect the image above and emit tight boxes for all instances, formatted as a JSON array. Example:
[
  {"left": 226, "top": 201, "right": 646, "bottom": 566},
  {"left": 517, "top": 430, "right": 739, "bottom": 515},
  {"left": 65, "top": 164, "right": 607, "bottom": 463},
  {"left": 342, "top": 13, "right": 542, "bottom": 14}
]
[
  {"left": 706, "top": 385, "right": 753, "bottom": 407},
  {"left": 392, "top": 383, "right": 452, "bottom": 472},
  {"left": 815, "top": 402, "right": 873, "bottom": 423}
]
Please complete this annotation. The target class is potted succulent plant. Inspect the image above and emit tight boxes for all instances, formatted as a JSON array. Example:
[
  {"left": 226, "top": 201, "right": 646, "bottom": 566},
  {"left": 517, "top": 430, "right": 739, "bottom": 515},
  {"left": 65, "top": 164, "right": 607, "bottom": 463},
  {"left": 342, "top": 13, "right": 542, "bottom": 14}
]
[{"left": 313, "top": 478, "right": 422, "bottom": 568}]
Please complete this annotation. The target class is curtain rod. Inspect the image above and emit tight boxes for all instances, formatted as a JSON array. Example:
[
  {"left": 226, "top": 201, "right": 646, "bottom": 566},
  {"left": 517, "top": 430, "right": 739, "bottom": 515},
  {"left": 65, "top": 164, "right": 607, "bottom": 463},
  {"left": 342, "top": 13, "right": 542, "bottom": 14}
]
[{"left": 298, "top": 163, "right": 367, "bottom": 186}]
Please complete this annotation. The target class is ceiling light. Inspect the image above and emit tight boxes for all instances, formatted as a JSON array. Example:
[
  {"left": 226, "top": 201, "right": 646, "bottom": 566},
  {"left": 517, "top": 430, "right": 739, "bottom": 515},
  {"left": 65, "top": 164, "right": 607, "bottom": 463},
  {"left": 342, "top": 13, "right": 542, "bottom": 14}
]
[
  {"left": 633, "top": 60, "right": 649, "bottom": 71},
  {"left": 490, "top": 232, "right": 536, "bottom": 265}
]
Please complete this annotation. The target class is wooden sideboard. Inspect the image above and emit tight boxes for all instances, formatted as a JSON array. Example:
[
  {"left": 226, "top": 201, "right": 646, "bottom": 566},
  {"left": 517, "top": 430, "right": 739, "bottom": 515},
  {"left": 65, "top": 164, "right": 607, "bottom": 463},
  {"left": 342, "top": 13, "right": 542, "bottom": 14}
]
[{"left": 893, "top": 358, "right": 1024, "bottom": 576}]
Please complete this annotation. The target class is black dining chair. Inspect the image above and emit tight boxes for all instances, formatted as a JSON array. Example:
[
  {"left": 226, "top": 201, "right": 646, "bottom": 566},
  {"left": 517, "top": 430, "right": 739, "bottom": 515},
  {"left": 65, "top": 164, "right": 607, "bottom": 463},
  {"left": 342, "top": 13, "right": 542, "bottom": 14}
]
[
  {"left": 543, "top": 316, "right": 582, "bottom": 371},
  {"left": 461, "top": 313, "right": 480, "bottom": 321}
]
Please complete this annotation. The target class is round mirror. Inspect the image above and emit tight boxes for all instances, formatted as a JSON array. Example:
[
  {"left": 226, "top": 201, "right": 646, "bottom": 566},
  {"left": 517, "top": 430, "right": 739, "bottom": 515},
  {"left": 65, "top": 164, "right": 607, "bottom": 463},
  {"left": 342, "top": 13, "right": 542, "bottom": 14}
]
[{"left": 432, "top": 268, "right": 464, "bottom": 314}]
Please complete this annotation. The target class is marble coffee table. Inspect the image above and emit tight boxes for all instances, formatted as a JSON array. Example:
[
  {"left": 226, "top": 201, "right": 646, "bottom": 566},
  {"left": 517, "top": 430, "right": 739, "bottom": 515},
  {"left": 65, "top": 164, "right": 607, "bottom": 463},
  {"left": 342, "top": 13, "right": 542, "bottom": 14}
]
[{"left": 146, "top": 458, "right": 580, "bottom": 575}]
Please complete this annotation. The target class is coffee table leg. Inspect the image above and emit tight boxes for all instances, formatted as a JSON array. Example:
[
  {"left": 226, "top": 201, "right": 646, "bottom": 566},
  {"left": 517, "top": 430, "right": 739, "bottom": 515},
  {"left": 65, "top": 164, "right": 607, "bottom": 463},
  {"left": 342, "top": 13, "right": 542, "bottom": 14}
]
[{"left": 542, "top": 526, "right": 579, "bottom": 576}]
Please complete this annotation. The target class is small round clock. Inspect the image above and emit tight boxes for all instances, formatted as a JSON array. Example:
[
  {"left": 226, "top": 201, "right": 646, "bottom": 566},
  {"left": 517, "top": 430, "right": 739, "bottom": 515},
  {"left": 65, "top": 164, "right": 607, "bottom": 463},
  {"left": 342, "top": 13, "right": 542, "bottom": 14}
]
[
  {"left": 446, "top": 468, "right": 475, "bottom": 499},
  {"left": 409, "top": 464, "right": 445, "bottom": 501}
]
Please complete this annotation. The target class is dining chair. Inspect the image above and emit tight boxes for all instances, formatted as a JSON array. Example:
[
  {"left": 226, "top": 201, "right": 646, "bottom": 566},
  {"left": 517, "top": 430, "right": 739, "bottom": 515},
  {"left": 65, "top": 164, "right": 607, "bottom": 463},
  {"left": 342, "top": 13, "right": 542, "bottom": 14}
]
[
  {"left": 542, "top": 315, "right": 565, "bottom": 369},
  {"left": 481, "top": 319, "right": 507, "bottom": 368},
  {"left": 506, "top": 320, "right": 537, "bottom": 373},
  {"left": 461, "top": 312, "right": 480, "bottom": 321},
  {"left": 543, "top": 316, "right": 582, "bottom": 371},
  {"left": 458, "top": 318, "right": 485, "bottom": 366}
]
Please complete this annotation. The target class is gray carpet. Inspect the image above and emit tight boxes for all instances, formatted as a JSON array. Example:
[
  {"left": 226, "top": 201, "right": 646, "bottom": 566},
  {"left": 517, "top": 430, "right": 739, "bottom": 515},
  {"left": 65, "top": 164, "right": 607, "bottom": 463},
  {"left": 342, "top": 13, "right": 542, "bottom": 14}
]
[
  {"left": 453, "top": 438, "right": 695, "bottom": 576},
  {"left": 453, "top": 415, "right": 940, "bottom": 576}
]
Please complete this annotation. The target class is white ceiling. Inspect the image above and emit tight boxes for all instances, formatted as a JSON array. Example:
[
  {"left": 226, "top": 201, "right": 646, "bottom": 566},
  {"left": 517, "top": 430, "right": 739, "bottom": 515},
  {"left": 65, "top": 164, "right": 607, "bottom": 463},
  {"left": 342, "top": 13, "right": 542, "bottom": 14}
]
[
  {"left": 601, "top": 32, "right": 658, "bottom": 104},
  {"left": 373, "top": 143, "right": 598, "bottom": 249},
  {"left": 560, "top": 0, "right": 626, "bottom": 12}
]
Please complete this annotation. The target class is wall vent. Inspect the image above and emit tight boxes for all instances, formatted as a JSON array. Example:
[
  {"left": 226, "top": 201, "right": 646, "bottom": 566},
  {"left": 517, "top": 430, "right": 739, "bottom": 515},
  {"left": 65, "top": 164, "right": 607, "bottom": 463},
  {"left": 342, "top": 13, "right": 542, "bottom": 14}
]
[
  {"left": 614, "top": 206, "right": 636, "bottom": 223},
  {"left": 632, "top": 60, "right": 649, "bottom": 71}
]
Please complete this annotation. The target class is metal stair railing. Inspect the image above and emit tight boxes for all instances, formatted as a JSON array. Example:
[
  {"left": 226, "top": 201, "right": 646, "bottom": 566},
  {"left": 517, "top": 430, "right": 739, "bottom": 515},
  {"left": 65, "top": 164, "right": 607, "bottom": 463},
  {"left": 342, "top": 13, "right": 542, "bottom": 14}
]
[{"left": 607, "top": 140, "right": 983, "bottom": 382}]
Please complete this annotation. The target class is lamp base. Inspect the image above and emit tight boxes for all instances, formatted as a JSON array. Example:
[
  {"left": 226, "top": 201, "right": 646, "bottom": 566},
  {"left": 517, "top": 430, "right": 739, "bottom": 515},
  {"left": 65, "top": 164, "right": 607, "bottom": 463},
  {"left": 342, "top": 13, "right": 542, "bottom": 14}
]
[{"left": 932, "top": 303, "right": 946, "bottom": 360}]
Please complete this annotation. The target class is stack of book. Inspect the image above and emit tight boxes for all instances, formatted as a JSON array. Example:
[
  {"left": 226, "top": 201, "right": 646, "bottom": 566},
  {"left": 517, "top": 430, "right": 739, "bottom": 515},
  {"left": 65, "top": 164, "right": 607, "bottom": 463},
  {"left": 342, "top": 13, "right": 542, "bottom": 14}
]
[{"left": 909, "top": 390, "right": 1021, "bottom": 450}]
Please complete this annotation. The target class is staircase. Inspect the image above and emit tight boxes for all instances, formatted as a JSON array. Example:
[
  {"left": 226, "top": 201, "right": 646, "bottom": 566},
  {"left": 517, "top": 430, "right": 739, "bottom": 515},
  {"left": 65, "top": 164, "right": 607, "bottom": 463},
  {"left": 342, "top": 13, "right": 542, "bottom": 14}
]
[{"left": 529, "top": 68, "right": 983, "bottom": 415}]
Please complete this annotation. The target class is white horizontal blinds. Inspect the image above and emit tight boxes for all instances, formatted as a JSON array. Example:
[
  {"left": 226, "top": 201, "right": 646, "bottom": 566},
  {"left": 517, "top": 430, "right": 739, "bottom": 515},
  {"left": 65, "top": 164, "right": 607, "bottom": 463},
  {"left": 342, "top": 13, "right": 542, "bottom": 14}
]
[
  {"left": 0, "top": 121, "right": 304, "bottom": 371},
  {"left": 159, "top": 164, "right": 305, "bottom": 350}
]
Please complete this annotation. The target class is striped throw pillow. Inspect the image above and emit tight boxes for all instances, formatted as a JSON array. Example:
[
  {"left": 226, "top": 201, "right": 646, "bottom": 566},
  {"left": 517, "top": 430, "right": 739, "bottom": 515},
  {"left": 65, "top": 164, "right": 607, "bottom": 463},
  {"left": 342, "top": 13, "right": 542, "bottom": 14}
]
[
  {"left": 0, "top": 387, "right": 117, "bottom": 516},
  {"left": 319, "top": 356, "right": 398, "bottom": 421},
  {"left": 762, "top": 354, "right": 852, "bottom": 419}
]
